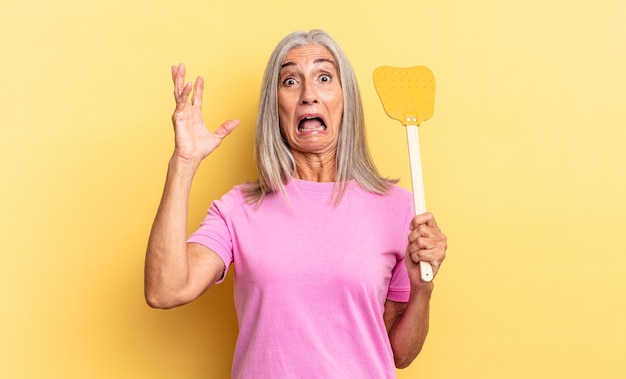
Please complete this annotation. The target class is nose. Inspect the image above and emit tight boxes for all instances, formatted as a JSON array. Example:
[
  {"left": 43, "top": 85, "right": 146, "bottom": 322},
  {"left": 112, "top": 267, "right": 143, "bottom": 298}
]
[{"left": 300, "top": 81, "right": 318, "bottom": 105}]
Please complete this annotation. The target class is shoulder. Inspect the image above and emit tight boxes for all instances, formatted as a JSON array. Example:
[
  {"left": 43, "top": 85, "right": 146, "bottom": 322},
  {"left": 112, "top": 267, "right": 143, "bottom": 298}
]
[
  {"left": 353, "top": 182, "right": 412, "bottom": 203},
  {"left": 210, "top": 184, "right": 249, "bottom": 215},
  {"left": 346, "top": 183, "right": 413, "bottom": 218},
  {"left": 384, "top": 184, "right": 412, "bottom": 199}
]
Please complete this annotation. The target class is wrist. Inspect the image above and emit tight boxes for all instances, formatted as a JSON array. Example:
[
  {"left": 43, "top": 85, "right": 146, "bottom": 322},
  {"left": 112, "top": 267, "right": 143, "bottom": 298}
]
[
  {"left": 169, "top": 151, "right": 201, "bottom": 173},
  {"left": 410, "top": 281, "right": 434, "bottom": 298},
  {"left": 166, "top": 154, "right": 201, "bottom": 189}
]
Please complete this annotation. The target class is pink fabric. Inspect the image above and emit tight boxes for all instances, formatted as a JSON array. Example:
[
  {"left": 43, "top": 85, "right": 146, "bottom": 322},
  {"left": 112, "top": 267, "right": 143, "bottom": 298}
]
[{"left": 188, "top": 179, "right": 413, "bottom": 378}]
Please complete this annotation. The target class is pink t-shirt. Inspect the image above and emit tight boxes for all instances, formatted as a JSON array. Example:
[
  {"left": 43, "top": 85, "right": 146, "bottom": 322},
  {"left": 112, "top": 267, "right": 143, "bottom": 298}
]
[{"left": 188, "top": 179, "right": 413, "bottom": 378}]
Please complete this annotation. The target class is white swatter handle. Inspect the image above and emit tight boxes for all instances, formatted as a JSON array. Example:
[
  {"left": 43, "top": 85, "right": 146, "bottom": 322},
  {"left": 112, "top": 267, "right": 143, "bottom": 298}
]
[{"left": 407, "top": 125, "right": 434, "bottom": 282}]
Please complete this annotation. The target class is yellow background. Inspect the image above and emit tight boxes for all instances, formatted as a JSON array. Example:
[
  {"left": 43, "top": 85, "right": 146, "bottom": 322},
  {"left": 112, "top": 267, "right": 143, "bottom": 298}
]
[{"left": 2, "top": 0, "right": 625, "bottom": 378}]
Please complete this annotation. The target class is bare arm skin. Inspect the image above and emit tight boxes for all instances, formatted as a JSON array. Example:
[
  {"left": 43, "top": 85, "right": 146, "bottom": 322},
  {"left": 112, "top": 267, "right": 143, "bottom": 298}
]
[
  {"left": 144, "top": 64, "right": 239, "bottom": 309},
  {"left": 384, "top": 212, "right": 447, "bottom": 368}
]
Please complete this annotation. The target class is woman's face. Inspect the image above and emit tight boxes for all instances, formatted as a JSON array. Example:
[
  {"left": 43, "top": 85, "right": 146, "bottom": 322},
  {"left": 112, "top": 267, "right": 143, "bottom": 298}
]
[{"left": 277, "top": 43, "right": 344, "bottom": 158}]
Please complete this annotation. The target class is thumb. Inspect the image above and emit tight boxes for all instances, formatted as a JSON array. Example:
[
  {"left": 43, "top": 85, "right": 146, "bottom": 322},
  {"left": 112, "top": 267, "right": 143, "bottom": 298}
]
[{"left": 214, "top": 119, "right": 240, "bottom": 139}]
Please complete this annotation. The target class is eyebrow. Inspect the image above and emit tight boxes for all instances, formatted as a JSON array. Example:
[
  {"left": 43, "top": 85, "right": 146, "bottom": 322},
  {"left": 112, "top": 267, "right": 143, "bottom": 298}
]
[{"left": 280, "top": 58, "right": 337, "bottom": 69}]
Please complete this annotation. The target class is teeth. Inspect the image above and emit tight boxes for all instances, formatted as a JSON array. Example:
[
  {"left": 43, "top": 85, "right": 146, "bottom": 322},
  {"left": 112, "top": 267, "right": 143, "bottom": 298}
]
[
  {"left": 298, "top": 117, "right": 326, "bottom": 131},
  {"left": 298, "top": 126, "right": 326, "bottom": 131}
]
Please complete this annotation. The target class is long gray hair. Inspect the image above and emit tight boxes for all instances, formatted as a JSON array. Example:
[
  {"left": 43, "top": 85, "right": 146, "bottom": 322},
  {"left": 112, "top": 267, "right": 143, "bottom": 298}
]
[{"left": 244, "top": 29, "right": 396, "bottom": 204}]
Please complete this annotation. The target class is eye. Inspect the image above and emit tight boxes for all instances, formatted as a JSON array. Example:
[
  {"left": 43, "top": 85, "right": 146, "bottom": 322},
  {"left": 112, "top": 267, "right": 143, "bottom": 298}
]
[
  {"left": 319, "top": 74, "right": 332, "bottom": 82},
  {"left": 282, "top": 77, "right": 298, "bottom": 86}
]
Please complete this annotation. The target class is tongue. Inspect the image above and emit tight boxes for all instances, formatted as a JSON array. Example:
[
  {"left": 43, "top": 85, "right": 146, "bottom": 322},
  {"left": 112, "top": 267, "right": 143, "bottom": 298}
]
[{"left": 300, "top": 118, "right": 324, "bottom": 130}]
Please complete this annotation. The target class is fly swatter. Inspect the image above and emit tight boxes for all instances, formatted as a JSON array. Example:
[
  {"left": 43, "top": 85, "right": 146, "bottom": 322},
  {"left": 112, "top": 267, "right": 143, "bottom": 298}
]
[{"left": 373, "top": 66, "right": 436, "bottom": 282}]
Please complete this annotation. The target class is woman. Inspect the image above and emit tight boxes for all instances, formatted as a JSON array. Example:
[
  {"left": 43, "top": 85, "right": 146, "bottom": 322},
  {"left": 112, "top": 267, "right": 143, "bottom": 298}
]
[{"left": 145, "top": 29, "right": 447, "bottom": 378}]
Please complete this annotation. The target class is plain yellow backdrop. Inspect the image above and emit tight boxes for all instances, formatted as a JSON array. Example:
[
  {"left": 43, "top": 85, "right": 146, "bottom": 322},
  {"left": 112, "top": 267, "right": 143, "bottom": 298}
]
[{"left": 1, "top": 0, "right": 625, "bottom": 378}]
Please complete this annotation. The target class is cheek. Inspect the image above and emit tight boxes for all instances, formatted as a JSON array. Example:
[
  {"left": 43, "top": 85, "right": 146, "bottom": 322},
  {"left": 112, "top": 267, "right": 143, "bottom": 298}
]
[
  {"left": 277, "top": 94, "right": 294, "bottom": 125},
  {"left": 332, "top": 95, "right": 344, "bottom": 126}
]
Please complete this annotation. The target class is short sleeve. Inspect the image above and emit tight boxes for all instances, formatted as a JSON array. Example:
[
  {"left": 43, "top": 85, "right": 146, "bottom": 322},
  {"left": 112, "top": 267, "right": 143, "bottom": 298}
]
[
  {"left": 187, "top": 187, "right": 239, "bottom": 283},
  {"left": 386, "top": 257, "right": 411, "bottom": 302},
  {"left": 386, "top": 192, "right": 413, "bottom": 302}
]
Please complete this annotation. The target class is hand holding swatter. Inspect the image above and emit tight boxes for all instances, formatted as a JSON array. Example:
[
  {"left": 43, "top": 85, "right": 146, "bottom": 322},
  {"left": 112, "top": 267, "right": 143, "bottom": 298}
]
[{"left": 373, "top": 66, "right": 436, "bottom": 282}]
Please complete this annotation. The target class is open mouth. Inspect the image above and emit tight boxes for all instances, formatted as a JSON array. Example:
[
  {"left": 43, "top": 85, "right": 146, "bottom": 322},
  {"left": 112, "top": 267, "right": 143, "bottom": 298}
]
[{"left": 297, "top": 116, "right": 327, "bottom": 133}]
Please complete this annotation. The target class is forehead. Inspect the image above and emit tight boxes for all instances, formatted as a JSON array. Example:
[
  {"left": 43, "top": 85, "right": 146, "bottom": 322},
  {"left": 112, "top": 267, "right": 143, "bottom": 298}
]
[{"left": 281, "top": 43, "right": 337, "bottom": 68}]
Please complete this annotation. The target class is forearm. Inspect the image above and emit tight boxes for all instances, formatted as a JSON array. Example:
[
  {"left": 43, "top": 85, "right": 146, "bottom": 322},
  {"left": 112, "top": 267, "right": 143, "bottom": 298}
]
[
  {"left": 388, "top": 282, "right": 434, "bottom": 369},
  {"left": 144, "top": 155, "right": 198, "bottom": 307}
]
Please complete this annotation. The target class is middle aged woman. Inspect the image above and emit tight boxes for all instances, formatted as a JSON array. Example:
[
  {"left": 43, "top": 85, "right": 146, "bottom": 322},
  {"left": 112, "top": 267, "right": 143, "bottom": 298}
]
[{"left": 145, "top": 29, "right": 447, "bottom": 379}]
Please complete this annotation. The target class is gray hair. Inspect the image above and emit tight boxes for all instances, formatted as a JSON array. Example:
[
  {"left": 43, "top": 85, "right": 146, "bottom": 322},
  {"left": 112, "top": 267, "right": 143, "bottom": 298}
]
[{"left": 244, "top": 29, "right": 396, "bottom": 204}]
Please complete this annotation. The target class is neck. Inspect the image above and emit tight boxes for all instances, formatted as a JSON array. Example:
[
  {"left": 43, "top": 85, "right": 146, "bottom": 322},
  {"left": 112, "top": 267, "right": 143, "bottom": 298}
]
[{"left": 292, "top": 151, "right": 337, "bottom": 182}]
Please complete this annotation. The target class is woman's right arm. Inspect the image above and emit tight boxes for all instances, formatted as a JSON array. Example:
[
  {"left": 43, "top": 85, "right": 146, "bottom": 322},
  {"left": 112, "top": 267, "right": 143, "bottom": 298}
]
[{"left": 144, "top": 64, "right": 239, "bottom": 309}]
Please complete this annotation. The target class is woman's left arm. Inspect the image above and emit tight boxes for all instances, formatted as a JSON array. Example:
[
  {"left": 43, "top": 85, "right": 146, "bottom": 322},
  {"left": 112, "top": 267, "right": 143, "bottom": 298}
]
[{"left": 384, "top": 212, "right": 447, "bottom": 368}]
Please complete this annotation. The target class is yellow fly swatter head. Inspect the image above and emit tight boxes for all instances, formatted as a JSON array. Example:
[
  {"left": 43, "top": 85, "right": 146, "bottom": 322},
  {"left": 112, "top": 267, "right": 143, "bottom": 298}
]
[{"left": 373, "top": 66, "right": 436, "bottom": 126}]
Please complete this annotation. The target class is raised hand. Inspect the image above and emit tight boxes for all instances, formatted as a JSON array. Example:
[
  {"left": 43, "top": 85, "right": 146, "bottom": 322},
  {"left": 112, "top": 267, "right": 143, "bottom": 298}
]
[{"left": 171, "top": 63, "right": 239, "bottom": 166}]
